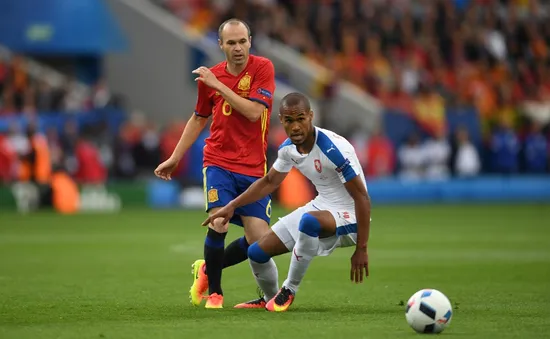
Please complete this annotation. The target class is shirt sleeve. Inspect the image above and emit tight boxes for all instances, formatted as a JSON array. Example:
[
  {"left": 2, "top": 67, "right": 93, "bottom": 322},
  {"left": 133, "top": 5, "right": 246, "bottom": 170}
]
[
  {"left": 272, "top": 148, "right": 293, "bottom": 173},
  {"left": 194, "top": 80, "right": 213, "bottom": 117},
  {"left": 248, "top": 60, "right": 276, "bottom": 109},
  {"left": 332, "top": 148, "right": 360, "bottom": 184}
]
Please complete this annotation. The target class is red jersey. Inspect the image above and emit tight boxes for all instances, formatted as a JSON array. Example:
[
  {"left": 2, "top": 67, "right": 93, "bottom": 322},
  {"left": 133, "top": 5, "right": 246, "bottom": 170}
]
[{"left": 194, "top": 55, "right": 275, "bottom": 177}]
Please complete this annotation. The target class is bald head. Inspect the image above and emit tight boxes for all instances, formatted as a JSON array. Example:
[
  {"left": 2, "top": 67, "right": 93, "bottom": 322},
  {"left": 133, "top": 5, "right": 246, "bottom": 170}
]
[
  {"left": 279, "top": 93, "right": 314, "bottom": 146},
  {"left": 218, "top": 19, "right": 251, "bottom": 42},
  {"left": 279, "top": 92, "right": 311, "bottom": 114}
]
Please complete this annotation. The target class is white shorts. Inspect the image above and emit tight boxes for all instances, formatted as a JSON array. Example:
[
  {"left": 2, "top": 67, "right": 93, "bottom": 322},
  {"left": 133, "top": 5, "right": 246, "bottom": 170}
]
[{"left": 271, "top": 201, "right": 357, "bottom": 256}]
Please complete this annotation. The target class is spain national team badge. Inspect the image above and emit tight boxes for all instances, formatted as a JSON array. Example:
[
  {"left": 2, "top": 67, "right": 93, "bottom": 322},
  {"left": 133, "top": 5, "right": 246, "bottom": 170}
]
[
  {"left": 207, "top": 188, "right": 218, "bottom": 203},
  {"left": 238, "top": 74, "right": 251, "bottom": 91},
  {"left": 314, "top": 159, "right": 322, "bottom": 173}
]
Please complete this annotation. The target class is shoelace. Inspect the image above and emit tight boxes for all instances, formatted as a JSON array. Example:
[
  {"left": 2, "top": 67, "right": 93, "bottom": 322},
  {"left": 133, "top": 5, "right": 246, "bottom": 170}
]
[
  {"left": 275, "top": 287, "right": 292, "bottom": 305},
  {"left": 256, "top": 286, "right": 264, "bottom": 300}
]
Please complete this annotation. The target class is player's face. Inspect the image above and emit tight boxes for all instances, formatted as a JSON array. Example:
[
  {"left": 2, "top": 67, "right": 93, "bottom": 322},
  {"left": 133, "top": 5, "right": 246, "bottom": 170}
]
[
  {"left": 279, "top": 105, "right": 314, "bottom": 145},
  {"left": 218, "top": 24, "right": 251, "bottom": 66}
]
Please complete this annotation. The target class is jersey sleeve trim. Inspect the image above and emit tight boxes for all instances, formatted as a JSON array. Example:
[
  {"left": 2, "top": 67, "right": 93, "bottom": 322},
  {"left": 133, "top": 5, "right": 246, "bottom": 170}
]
[
  {"left": 335, "top": 158, "right": 358, "bottom": 182},
  {"left": 194, "top": 110, "right": 210, "bottom": 118},
  {"left": 249, "top": 97, "right": 270, "bottom": 109},
  {"left": 317, "top": 131, "right": 358, "bottom": 182}
]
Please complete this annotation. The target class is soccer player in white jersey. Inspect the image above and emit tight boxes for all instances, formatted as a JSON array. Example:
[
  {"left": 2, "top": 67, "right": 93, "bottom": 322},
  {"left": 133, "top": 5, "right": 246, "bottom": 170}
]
[{"left": 203, "top": 92, "right": 371, "bottom": 312}]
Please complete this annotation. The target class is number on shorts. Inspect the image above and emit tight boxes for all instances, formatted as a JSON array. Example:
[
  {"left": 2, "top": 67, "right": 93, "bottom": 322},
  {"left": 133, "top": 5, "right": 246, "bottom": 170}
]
[{"left": 266, "top": 199, "right": 272, "bottom": 218}]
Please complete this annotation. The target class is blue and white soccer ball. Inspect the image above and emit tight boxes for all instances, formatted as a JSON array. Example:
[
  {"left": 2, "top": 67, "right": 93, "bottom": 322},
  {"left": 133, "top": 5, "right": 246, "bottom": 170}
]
[{"left": 405, "top": 289, "right": 453, "bottom": 334}]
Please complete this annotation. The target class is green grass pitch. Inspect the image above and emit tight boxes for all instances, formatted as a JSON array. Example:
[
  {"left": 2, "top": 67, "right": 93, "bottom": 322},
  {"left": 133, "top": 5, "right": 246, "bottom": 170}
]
[{"left": 1, "top": 204, "right": 550, "bottom": 338}]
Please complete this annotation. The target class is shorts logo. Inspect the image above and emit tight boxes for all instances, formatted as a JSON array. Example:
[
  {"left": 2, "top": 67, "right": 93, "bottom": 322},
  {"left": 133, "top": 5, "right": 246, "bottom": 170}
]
[
  {"left": 238, "top": 74, "right": 251, "bottom": 91},
  {"left": 207, "top": 189, "right": 219, "bottom": 203},
  {"left": 314, "top": 159, "right": 322, "bottom": 173},
  {"left": 338, "top": 211, "right": 350, "bottom": 219}
]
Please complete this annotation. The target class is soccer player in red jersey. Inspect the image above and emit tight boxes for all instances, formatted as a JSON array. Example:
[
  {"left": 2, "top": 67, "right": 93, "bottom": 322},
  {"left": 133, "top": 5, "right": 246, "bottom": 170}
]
[{"left": 154, "top": 19, "right": 277, "bottom": 309}]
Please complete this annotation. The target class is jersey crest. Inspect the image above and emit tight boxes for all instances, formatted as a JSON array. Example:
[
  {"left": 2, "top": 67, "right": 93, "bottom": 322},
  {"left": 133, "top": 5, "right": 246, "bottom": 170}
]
[
  {"left": 238, "top": 74, "right": 251, "bottom": 91},
  {"left": 314, "top": 159, "right": 322, "bottom": 173}
]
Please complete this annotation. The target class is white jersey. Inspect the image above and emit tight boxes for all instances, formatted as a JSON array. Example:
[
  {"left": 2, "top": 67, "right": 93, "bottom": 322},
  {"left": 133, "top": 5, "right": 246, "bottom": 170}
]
[{"left": 273, "top": 127, "right": 367, "bottom": 209}]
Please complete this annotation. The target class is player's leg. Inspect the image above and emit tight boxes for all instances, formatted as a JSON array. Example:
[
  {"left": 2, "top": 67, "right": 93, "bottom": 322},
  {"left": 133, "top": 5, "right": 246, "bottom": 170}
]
[
  {"left": 231, "top": 192, "right": 279, "bottom": 308},
  {"left": 221, "top": 174, "right": 273, "bottom": 270},
  {"left": 266, "top": 210, "right": 337, "bottom": 312},
  {"left": 202, "top": 206, "right": 232, "bottom": 309},
  {"left": 233, "top": 226, "right": 290, "bottom": 309},
  {"left": 284, "top": 210, "right": 336, "bottom": 292},
  {"left": 193, "top": 172, "right": 271, "bottom": 308},
  {"left": 234, "top": 205, "right": 310, "bottom": 309},
  {"left": 192, "top": 166, "right": 237, "bottom": 308},
  {"left": 221, "top": 235, "right": 249, "bottom": 269},
  {"left": 220, "top": 213, "right": 268, "bottom": 270}
]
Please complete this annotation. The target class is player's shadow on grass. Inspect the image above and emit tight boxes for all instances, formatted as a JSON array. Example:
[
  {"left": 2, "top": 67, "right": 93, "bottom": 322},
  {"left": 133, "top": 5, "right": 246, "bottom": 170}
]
[{"left": 282, "top": 305, "right": 403, "bottom": 315}]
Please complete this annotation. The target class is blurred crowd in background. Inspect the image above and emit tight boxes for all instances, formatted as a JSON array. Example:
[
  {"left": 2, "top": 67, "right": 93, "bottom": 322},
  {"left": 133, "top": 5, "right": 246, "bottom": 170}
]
[
  {"left": 155, "top": 0, "right": 550, "bottom": 177},
  {"left": 1, "top": 0, "right": 550, "bottom": 189}
]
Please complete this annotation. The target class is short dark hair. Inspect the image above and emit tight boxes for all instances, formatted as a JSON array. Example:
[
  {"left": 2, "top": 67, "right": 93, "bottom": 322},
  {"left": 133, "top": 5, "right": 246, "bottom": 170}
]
[
  {"left": 280, "top": 92, "right": 311, "bottom": 113},
  {"left": 218, "top": 18, "right": 251, "bottom": 41}
]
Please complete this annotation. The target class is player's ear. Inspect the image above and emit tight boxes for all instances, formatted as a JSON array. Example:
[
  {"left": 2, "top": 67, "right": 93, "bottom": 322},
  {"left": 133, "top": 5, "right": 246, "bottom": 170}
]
[
  {"left": 278, "top": 113, "right": 283, "bottom": 124},
  {"left": 218, "top": 39, "right": 223, "bottom": 49},
  {"left": 308, "top": 110, "right": 314, "bottom": 120},
  {"left": 249, "top": 36, "right": 252, "bottom": 45}
]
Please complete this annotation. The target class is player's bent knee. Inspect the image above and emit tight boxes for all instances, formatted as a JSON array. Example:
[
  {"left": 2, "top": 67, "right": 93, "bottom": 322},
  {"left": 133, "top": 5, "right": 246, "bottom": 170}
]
[
  {"left": 210, "top": 217, "right": 228, "bottom": 232},
  {"left": 248, "top": 242, "right": 271, "bottom": 264},
  {"left": 298, "top": 213, "right": 321, "bottom": 237}
]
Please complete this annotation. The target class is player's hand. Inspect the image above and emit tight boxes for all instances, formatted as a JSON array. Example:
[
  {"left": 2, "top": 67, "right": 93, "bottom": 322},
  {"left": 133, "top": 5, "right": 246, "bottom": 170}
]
[
  {"left": 201, "top": 204, "right": 236, "bottom": 227},
  {"left": 193, "top": 66, "right": 221, "bottom": 90},
  {"left": 350, "top": 248, "right": 369, "bottom": 283},
  {"left": 154, "top": 157, "right": 179, "bottom": 180}
]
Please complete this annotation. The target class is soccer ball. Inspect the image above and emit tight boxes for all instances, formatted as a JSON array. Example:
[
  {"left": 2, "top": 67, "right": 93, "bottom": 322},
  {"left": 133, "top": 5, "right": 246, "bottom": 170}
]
[{"left": 405, "top": 289, "right": 453, "bottom": 334}]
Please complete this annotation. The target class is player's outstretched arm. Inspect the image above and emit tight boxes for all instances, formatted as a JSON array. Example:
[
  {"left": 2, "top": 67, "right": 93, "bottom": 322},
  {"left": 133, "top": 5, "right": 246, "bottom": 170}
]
[
  {"left": 231, "top": 167, "right": 287, "bottom": 208},
  {"left": 202, "top": 168, "right": 288, "bottom": 226},
  {"left": 170, "top": 114, "right": 209, "bottom": 162},
  {"left": 344, "top": 175, "right": 371, "bottom": 283},
  {"left": 154, "top": 114, "right": 208, "bottom": 180}
]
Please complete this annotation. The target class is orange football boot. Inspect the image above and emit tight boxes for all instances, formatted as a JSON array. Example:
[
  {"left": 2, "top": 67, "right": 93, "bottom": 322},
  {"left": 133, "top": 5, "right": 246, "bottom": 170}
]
[
  {"left": 265, "top": 287, "right": 295, "bottom": 312},
  {"left": 205, "top": 293, "right": 224, "bottom": 309}
]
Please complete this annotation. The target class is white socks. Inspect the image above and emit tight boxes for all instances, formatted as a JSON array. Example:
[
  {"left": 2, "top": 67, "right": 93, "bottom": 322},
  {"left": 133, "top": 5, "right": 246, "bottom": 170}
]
[
  {"left": 283, "top": 231, "right": 319, "bottom": 294},
  {"left": 249, "top": 258, "right": 279, "bottom": 301}
]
